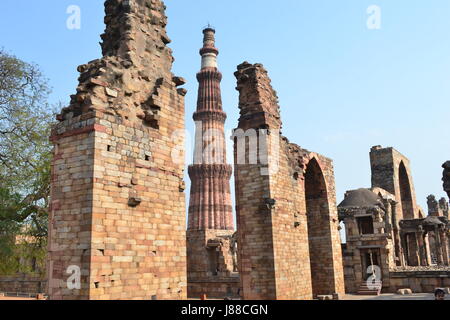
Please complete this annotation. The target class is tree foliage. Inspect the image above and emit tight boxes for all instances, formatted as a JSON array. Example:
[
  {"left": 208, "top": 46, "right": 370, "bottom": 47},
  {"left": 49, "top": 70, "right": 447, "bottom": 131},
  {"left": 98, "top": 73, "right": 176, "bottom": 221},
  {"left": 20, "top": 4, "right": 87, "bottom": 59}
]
[{"left": 0, "top": 49, "right": 54, "bottom": 275}]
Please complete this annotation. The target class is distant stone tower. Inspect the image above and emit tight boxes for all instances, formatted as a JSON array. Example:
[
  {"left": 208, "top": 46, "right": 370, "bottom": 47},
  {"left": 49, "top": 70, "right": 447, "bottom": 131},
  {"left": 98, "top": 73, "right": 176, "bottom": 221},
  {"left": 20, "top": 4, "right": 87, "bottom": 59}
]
[
  {"left": 186, "top": 28, "right": 239, "bottom": 299},
  {"left": 47, "top": 0, "right": 187, "bottom": 300},
  {"left": 370, "top": 146, "right": 420, "bottom": 220}
]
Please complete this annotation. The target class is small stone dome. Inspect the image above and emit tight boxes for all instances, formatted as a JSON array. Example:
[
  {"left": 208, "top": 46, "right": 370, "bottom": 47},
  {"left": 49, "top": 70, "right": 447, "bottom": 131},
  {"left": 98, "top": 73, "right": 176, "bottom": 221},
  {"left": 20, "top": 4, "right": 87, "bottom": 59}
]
[
  {"left": 338, "top": 188, "right": 382, "bottom": 209},
  {"left": 422, "top": 216, "right": 445, "bottom": 226}
]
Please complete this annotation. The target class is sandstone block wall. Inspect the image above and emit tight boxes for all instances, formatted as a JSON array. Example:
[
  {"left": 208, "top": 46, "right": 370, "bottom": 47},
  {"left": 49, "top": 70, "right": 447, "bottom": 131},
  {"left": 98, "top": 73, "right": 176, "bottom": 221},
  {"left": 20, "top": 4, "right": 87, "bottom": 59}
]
[
  {"left": 388, "top": 270, "right": 450, "bottom": 293},
  {"left": 0, "top": 275, "right": 46, "bottom": 295},
  {"left": 233, "top": 62, "right": 344, "bottom": 300},
  {"left": 187, "top": 278, "right": 240, "bottom": 299},
  {"left": 370, "top": 146, "right": 420, "bottom": 220},
  {"left": 187, "top": 229, "right": 239, "bottom": 298},
  {"left": 47, "top": 0, "right": 187, "bottom": 300}
]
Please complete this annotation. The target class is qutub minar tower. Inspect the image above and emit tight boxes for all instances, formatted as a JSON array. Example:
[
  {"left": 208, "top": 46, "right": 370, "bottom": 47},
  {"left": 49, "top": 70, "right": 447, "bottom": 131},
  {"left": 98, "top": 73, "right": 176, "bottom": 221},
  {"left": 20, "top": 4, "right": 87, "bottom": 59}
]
[{"left": 186, "top": 28, "right": 239, "bottom": 298}]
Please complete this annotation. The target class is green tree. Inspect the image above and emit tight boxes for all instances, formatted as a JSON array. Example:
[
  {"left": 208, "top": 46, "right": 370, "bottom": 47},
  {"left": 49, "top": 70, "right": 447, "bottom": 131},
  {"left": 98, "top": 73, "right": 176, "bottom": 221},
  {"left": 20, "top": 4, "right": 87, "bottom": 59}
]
[{"left": 0, "top": 49, "right": 54, "bottom": 275}]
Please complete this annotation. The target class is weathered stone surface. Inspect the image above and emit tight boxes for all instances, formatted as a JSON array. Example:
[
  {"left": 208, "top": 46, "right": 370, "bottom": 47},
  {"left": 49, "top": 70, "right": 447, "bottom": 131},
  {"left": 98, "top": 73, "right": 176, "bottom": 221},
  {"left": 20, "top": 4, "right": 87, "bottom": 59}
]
[
  {"left": 341, "top": 148, "right": 450, "bottom": 294},
  {"left": 370, "top": 146, "right": 420, "bottom": 220},
  {"left": 339, "top": 187, "right": 396, "bottom": 294},
  {"left": 233, "top": 62, "right": 344, "bottom": 300},
  {"left": 0, "top": 275, "right": 46, "bottom": 295},
  {"left": 47, "top": 0, "right": 187, "bottom": 300},
  {"left": 439, "top": 198, "right": 449, "bottom": 219},
  {"left": 443, "top": 162, "right": 450, "bottom": 199}
]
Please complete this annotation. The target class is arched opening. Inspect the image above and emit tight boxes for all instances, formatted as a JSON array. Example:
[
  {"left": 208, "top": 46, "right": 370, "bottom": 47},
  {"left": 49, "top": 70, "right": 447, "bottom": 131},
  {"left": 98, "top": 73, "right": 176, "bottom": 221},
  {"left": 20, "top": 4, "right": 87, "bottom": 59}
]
[
  {"left": 305, "top": 158, "right": 335, "bottom": 297},
  {"left": 399, "top": 161, "right": 414, "bottom": 220}
]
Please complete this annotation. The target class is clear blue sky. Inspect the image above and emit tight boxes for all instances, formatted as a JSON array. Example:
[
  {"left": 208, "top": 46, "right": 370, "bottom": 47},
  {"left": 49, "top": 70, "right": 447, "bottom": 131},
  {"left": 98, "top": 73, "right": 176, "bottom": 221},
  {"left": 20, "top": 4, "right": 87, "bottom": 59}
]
[{"left": 2, "top": 0, "right": 450, "bottom": 214}]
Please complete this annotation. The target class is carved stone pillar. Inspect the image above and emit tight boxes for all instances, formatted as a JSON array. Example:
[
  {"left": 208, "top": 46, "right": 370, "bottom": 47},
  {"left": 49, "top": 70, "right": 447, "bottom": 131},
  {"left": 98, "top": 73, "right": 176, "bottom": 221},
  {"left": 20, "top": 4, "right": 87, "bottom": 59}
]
[
  {"left": 424, "top": 233, "right": 432, "bottom": 266},
  {"left": 439, "top": 228, "right": 449, "bottom": 266},
  {"left": 407, "top": 233, "right": 420, "bottom": 266},
  {"left": 401, "top": 232, "right": 409, "bottom": 266},
  {"left": 434, "top": 226, "right": 444, "bottom": 265},
  {"left": 416, "top": 229, "right": 427, "bottom": 266},
  {"left": 384, "top": 200, "right": 392, "bottom": 235},
  {"left": 391, "top": 201, "right": 404, "bottom": 266}
]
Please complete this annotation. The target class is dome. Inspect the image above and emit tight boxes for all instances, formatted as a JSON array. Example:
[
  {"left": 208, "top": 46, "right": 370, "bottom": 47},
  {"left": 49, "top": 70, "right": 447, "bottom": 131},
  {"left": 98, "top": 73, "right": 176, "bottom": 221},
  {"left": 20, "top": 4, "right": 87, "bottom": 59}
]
[
  {"left": 338, "top": 188, "right": 382, "bottom": 209},
  {"left": 422, "top": 216, "right": 445, "bottom": 226}
]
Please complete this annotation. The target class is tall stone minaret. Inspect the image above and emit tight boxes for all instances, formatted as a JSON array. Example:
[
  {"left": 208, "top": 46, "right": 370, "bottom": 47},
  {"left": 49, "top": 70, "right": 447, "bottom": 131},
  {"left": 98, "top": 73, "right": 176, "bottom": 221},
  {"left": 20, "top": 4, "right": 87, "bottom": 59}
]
[
  {"left": 187, "top": 28, "right": 238, "bottom": 299},
  {"left": 188, "top": 28, "right": 234, "bottom": 231}
]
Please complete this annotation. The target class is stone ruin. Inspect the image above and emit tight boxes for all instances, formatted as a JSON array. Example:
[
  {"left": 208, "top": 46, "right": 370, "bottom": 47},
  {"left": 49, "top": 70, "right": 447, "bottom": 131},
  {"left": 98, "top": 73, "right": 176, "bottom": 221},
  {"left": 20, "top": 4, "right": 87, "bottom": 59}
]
[
  {"left": 339, "top": 147, "right": 450, "bottom": 294},
  {"left": 47, "top": 0, "right": 187, "bottom": 300},
  {"left": 43, "top": 0, "right": 449, "bottom": 300},
  {"left": 232, "top": 62, "right": 345, "bottom": 299},
  {"left": 46, "top": 0, "right": 346, "bottom": 301}
]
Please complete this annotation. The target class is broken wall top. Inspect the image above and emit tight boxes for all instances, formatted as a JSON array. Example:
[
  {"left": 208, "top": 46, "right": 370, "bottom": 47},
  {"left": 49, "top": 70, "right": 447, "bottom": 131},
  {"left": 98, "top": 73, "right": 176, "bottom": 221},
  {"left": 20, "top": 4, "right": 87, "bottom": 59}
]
[
  {"left": 443, "top": 161, "right": 450, "bottom": 198},
  {"left": 427, "top": 195, "right": 444, "bottom": 217},
  {"left": 234, "top": 62, "right": 281, "bottom": 131},
  {"left": 234, "top": 62, "right": 336, "bottom": 179},
  {"left": 57, "top": 0, "right": 185, "bottom": 124}
]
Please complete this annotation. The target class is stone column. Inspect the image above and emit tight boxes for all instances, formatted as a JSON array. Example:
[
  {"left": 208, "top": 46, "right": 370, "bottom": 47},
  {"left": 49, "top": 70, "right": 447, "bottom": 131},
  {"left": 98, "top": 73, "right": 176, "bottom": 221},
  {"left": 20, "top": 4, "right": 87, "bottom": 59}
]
[
  {"left": 434, "top": 226, "right": 444, "bottom": 265},
  {"left": 424, "top": 233, "right": 432, "bottom": 266},
  {"left": 439, "top": 228, "right": 449, "bottom": 266},
  {"left": 391, "top": 202, "right": 404, "bottom": 266},
  {"left": 407, "top": 233, "right": 420, "bottom": 266},
  {"left": 401, "top": 232, "right": 409, "bottom": 266},
  {"left": 416, "top": 230, "right": 427, "bottom": 266},
  {"left": 384, "top": 200, "right": 393, "bottom": 235}
]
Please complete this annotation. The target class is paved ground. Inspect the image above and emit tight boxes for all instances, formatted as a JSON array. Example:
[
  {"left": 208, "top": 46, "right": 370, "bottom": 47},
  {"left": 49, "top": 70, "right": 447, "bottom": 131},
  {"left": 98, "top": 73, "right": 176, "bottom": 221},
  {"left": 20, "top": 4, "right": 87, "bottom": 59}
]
[
  {"left": 0, "top": 296, "right": 37, "bottom": 300},
  {"left": 0, "top": 294, "right": 448, "bottom": 301},
  {"left": 343, "top": 293, "right": 449, "bottom": 300}
]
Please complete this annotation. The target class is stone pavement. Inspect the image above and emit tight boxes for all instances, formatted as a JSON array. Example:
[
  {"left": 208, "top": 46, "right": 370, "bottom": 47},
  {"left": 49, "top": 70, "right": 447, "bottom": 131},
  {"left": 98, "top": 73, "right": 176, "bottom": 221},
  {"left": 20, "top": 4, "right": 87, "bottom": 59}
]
[
  {"left": 0, "top": 296, "right": 37, "bottom": 300},
  {"left": 343, "top": 293, "right": 449, "bottom": 300}
]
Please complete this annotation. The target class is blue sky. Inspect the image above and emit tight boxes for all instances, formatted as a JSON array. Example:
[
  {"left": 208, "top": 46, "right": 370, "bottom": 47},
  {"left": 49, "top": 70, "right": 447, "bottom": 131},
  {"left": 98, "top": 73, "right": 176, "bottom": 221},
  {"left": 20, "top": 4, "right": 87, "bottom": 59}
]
[{"left": 2, "top": 0, "right": 450, "bottom": 216}]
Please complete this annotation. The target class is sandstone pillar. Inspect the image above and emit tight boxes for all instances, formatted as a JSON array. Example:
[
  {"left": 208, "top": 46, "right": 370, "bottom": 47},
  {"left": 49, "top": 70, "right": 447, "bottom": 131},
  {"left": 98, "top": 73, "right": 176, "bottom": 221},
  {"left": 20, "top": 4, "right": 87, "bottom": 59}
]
[
  {"left": 439, "top": 229, "right": 449, "bottom": 266},
  {"left": 434, "top": 226, "right": 444, "bottom": 265},
  {"left": 424, "top": 233, "right": 432, "bottom": 266},
  {"left": 47, "top": 0, "right": 187, "bottom": 300},
  {"left": 401, "top": 233, "right": 409, "bottom": 266},
  {"left": 416, "top": 231, "right": 427, "bottom": 266}
]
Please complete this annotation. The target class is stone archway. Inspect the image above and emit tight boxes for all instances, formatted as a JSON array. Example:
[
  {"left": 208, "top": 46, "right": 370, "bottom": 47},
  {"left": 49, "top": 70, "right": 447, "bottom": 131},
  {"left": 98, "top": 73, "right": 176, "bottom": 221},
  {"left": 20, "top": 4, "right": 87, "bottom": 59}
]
[
  {"left": 304, "top": 158, "right": 336, "bottom": 297},
  {"left": 399, "top": 161, "right": 414, "bottom": 220}
]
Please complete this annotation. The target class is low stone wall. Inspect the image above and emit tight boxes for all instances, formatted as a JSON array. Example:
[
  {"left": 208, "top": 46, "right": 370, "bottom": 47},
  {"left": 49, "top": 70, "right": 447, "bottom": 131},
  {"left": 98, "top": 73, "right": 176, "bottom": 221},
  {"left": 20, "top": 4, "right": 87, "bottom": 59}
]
[
  {"left": 0, "top": 274, "right": 46, "bottom": 295},
  {"left": 188, "top": 277, "right": 240, "bottom": 299},
  {"left": 387, "top": 270, "right": 450, "bottom": 293}
]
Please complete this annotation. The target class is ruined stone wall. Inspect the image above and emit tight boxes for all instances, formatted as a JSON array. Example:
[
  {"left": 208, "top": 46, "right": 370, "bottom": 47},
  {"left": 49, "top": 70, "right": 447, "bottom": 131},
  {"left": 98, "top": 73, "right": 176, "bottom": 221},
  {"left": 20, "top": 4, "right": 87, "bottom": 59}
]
[
  {"left": 0, "top": 275, "right": 46, "bottom": 295},
  {"left": 233, "top": 62, "right": 344, "bottom": 300},
  {"left": 47, "top": 0, "right": 187, "bottom": 300},
  {"left": 187, "top": 230, "right": 239, "bottom": 298},
  {"left": 187, "top": 278, "right": 240, "bottom": 299},
  {"left": 370, "top": 146, "right": 420, "bottom": 220},
  {"left": 341, "top": 237, "right": 395, "bottom": 293},
  {"left": 388, "top": 270, "right": 450, "bottom": 293},
  {"left": 233, "top": 144, "right": 277, "bottom": 299}
]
